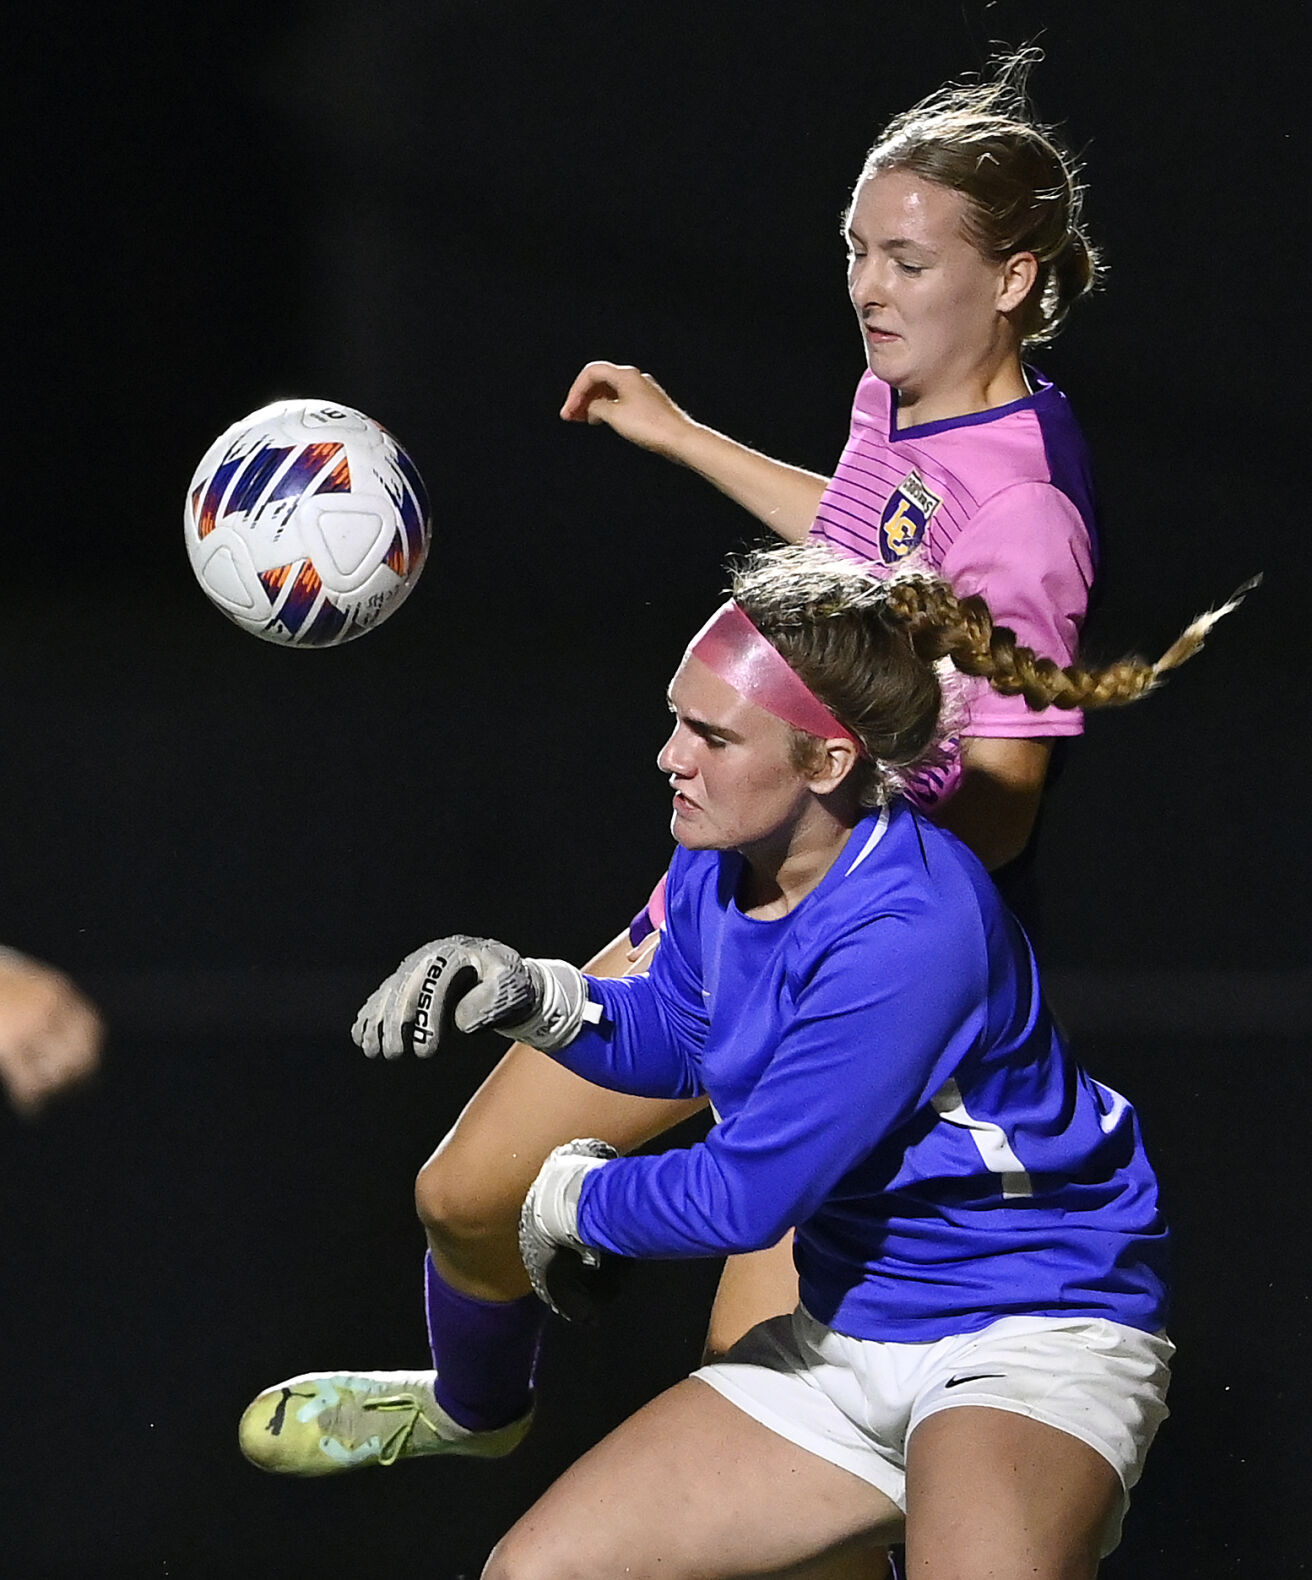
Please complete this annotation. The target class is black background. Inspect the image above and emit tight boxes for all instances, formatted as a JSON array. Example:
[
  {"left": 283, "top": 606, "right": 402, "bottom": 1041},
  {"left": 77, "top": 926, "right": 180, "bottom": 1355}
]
[{"left": 2, "top": 2, "right": 1306, "bottom": 1574}]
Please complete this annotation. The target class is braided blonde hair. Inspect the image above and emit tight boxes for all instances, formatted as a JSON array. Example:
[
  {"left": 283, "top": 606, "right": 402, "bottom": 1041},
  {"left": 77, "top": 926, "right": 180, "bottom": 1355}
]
[{"left": 730, "top": 545, "right": 1257, "bottom": 806}]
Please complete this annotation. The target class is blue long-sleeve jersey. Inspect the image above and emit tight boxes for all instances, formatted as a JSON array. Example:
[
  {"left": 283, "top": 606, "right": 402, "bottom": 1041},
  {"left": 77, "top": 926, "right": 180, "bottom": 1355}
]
[{"left": 555, "top": 802, "right": 1168, "bottom": 1342}]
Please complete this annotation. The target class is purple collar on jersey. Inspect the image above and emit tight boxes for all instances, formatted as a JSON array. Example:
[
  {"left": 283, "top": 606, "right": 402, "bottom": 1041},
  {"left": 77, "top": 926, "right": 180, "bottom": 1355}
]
[{"left": 685, "top": 600, "right": 866, "bottom": 755}]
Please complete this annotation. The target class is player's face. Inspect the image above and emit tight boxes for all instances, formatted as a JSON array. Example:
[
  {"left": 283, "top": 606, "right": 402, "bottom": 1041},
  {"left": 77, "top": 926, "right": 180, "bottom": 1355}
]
[
  {"left": 845, "top": 169, "right": 1018, "bottom": 417},
  {"left": 658, "top": 657, "right": 815, "bottom": 855}
]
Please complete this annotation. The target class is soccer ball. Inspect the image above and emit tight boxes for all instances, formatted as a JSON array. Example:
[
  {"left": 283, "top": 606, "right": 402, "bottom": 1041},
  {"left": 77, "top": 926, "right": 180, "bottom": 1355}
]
[{"left": 184, "top": 398, "right": 431, "bottom": 646}]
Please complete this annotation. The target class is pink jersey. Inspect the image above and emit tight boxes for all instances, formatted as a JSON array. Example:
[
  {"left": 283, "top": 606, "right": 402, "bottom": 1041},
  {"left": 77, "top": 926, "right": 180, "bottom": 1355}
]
[
  {"left": 810, "top": 371, "right": 1097, "bottom": 777},
  {"left": 631, "top": 370, "right": 1099, "bottom": 946}
]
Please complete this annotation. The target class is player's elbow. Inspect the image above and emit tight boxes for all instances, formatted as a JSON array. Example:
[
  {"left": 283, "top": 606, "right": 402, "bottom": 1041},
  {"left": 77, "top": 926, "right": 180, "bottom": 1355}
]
[
  {"left": 979, "top": 820, "right": 1033, "bottom": 872},
  {"left": 678, "top": 1155, "right": 802, "bottom": 1255}
]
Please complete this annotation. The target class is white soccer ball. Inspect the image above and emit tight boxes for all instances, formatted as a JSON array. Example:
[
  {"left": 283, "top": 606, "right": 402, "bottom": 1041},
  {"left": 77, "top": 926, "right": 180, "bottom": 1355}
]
[{"left": 184, "top": 398, "right": 431, "bottom": 646}]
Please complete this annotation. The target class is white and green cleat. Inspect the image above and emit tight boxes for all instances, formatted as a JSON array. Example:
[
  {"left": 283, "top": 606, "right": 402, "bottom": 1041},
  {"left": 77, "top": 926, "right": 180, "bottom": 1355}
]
[{"left": 238, "top": 1370, "right": 532, "bottom": 1476}]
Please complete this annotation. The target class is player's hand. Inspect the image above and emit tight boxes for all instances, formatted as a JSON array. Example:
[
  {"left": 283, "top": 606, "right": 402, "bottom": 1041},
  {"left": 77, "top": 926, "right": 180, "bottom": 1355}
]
[
  {"left": 352, "top": 935, "right": 529, "bottom": 1059},
  {"left": 559, "top": 362, "right": 693, "bottom": 457},
  {"left": 519, "top": 1138, "right": 628, "bottom": 1321},
  {"left": 352, "top": 937, "right": 594, "bottom": 1059},
  {"left": 0, "top": 950, "right": 104, "bottom": 1118}
]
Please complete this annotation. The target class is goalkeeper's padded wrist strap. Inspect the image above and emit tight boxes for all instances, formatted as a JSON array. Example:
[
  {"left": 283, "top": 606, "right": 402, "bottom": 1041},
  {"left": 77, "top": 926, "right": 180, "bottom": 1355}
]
[
  {"left": 531, "top": 1142, "right": 613, "bottom": 1251},
  {"left": 500, "top": 958, "right": 602, "bottom": 1052}
]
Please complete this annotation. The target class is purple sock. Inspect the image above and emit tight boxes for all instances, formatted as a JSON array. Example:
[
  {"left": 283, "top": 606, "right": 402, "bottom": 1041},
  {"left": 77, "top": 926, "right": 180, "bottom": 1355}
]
[{"left": 424, "top": 1254, "right": 545, "bottom": 1432}]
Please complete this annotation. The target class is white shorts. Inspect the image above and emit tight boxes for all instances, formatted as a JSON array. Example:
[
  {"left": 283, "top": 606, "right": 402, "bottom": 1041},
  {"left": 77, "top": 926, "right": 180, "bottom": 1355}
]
[{"left": 694, "top": 1307, "right": 1173, "bottom": 1557}]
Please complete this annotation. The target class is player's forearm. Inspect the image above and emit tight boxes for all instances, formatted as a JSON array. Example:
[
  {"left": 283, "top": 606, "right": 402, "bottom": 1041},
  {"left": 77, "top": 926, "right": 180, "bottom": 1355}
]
[
  {"left": 670, "top": 423, "right": 829, "bottom": 543},
  {"left": 547, "top": 974, "right": 703, "bottom": 1102},
  {"left": 578, "top": 1145, "right": 796, "bottom": 1259}
]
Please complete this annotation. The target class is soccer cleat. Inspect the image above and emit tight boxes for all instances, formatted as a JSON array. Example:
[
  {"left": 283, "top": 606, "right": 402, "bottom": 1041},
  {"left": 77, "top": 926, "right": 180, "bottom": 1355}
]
[{"left": 238, "top": 1370, "right": 532, "bottom": 1476}]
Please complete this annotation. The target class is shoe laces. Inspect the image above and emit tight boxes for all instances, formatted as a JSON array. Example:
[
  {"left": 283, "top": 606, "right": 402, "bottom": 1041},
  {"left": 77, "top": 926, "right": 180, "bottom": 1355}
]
[{"left": 361, "top": 1391, "right": 443, "bottom": 1467}]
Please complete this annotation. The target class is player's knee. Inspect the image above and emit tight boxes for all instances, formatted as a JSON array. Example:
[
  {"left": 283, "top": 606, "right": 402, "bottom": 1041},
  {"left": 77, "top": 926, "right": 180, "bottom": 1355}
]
[
  {"left": 414, "top": 1142, "right": 526, "bottom": 1255},
  {"left": 481, "top": 1532, "right": 525, "bottom": 1580},
  {"left": 414, "top": 1150, "right": 480, "bottom": 1243},
  {"left": 482, "top": 1527, "right": 586, "bottom": 1580}
]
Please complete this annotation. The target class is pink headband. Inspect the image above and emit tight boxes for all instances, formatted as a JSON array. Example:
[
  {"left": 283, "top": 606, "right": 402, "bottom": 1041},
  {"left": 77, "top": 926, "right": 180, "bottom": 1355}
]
[{"left": 685, "top": 600, "right": 865, "bottom": 754}]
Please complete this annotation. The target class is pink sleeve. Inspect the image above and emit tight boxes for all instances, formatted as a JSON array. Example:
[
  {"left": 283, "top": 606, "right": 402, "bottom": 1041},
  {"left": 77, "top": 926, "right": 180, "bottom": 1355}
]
[
  {"left": 937, "top": 480, "right": 1094, "bottom": 739},
  {"left": 628, "top": 870, "right": 668, "bottom": 948}
]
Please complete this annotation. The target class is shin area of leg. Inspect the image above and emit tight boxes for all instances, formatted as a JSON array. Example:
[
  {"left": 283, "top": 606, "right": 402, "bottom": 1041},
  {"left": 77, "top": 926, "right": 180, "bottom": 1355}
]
[{"left": 416, "top": 926, "right": 703, "bottom": 1433}]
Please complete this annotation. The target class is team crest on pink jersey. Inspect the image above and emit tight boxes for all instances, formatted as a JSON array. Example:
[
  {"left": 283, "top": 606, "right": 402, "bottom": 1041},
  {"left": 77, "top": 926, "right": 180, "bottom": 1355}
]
[{"left": 878, "top": 470, "right": 942, "bottom": 563}]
